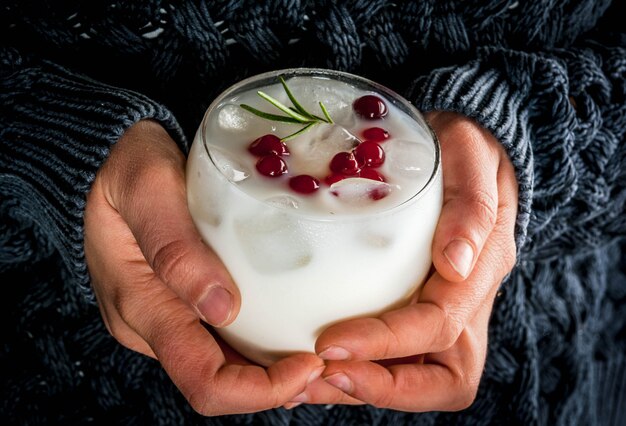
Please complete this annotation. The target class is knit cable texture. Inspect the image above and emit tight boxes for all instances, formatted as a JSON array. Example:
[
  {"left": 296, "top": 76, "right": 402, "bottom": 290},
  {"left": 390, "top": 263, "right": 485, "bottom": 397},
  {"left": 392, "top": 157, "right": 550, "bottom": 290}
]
[
  {"left": 1, "top": 1, "right": 625, "bottom": 425},
  {"left": 0, "top": 50, "right": 187, "bottom": 304}
]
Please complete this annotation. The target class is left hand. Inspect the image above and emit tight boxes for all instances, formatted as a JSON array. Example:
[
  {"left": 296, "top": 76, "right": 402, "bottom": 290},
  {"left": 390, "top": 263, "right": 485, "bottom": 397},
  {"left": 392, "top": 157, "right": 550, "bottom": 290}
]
[
  {"left": 85, "top": 120, "right": 325, "bottom": 415},
  {"left": 283, "top": 112, "right": 518, "bottom": 410}
]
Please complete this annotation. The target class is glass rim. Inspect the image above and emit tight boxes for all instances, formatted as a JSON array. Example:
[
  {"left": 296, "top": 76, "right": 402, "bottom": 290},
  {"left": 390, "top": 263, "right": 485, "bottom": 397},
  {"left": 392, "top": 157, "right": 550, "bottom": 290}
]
[{"left": 199, "top": 67, "right": 441, "bottom": 222}]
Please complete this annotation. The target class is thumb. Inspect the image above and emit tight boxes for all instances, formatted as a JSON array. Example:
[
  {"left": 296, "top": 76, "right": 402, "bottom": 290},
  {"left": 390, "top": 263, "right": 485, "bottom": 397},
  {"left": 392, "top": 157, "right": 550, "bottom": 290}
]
[
  {"left": 427, "top": 112, "right": 501, "bottom": 281},
  {"left": 103, "top": 120, "right": 240, "bottom": 327}
]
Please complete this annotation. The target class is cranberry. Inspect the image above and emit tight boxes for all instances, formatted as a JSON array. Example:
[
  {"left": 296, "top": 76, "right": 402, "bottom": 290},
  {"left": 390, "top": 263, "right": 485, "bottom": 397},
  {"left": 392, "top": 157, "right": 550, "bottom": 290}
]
[
  {"left": 353, "top": 95, "right": 388, "bottom": 120},
  {"left": 370, "top": 185, "right": 391, "bottom": 201},
  {"left": 256, "top": 154, "right": 288, "bottom": 177},
  {"left": 362, "top": 127, "right": 390, "bottom": 143},
  {"left": 248, "top": 134, "right": 289, "bottom": 157},
  {"left": 325, "top": 173, "right": 347, "bottom": 186},
  {"left": 354, "top": 141, "right": 385, "bottom": 168},
  {"left": 289, "top": 175, "right": 320, "bottom": 194},
  {"left": 359, "top": 167, "right": 385, "bottom": 182},
  {"left": 330, "top": 151, "right": 362, "bottom": 175}
]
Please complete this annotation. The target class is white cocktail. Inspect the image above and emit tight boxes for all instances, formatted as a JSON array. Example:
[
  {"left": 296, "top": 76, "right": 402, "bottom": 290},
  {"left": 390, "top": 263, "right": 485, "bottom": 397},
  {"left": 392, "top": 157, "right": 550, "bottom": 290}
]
[{"left": 187, "top": 69, "right": 442, "bottom": 366}]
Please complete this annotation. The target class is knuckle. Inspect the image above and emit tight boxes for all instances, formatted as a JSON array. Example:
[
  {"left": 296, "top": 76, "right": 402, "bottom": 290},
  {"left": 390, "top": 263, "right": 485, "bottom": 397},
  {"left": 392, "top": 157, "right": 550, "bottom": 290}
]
[
  {"left": 111, "top": 279, "right": 152, "bottom": 326},
  {"left": 152, "top": 239, "right": 197, "bottom": 294},
  {"left": 187, "top": 387, "right": 218, "bottom": 416},
  {"left": 468, "top": 189, "right": 498, "bottom": 233},
  {"left": 433, "top": 304, "right": 463, "bottom": 351},
  {"left": 377, "top": 316, "right": 402, "bottom": 359}
]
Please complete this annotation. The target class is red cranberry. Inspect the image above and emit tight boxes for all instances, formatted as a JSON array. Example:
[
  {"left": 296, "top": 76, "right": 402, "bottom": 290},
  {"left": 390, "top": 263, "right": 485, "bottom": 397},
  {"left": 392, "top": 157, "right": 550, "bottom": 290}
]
[
  {"left": 359, "top": 167, "right": 385, "bottom": 182},
  {"left": 248, "top": 134, "right": 289, "bottom": 157},
  {"left": 362, "top": 127, "right": 390, "bottom": 143},
  {"left": 353, "top": 95, "right": 388, "bottom": 120},
  {"left": 354, "top": 141, "right": 385, "bottom": 168},
  {"left": 324, "top": 173, "right": 347, "bottom": 186},
  {"left": 289, "top": 175, "right": 320, "bottom": 194},
  {"left": 330, "top": 151, "right": 362, "bottom": 175},
  {"left": 370, "top": 185, "right": 391, "bottom": 200},
  {"left": 256, "top": 154, "right": 288, "bottom": 177}
]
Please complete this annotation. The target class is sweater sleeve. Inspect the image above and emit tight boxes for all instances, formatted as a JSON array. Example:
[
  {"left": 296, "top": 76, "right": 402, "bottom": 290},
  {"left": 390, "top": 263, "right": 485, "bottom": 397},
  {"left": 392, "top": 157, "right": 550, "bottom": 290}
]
[
  {"left": 409, "top": 40, "right": 626, "bottom": 261},
  {"left": 0, "top": 47, "right": 187, "bottom": 303}
]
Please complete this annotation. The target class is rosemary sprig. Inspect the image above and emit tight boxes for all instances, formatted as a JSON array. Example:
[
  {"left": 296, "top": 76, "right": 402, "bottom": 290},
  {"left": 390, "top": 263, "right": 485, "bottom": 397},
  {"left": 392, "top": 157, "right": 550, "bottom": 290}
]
[{"left": 240, "top": 76, "right": 333, "bottom": 141}]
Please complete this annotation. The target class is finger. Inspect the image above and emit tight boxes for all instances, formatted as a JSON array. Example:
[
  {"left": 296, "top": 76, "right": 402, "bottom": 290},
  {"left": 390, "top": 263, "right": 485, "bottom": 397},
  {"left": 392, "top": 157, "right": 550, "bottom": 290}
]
[
  {"left": 126, "top": 282, "right": 325, "bottom": 415},
  {"left": 103, "top": 121, "right": 240, "bottom": 327},
  {"left": 321, "top": 298, "right": 493, "bottom": 412},
  {"left": 315, "top": 262, "right": 504, "bottom": 361},
  {"left": 85, "top": 176, "right": 157, "bottom": 358},
  {"left": 283, "top": 377, "right": 366, "bottom": 409},
  {"left": 428, "top": 113, "right": 502, "bottom": 281},
  {"left": 316, "top": 161, "right": 518, "bottom": 360},
  {"left": 93, "top": 282, "right": 156, "bottom": 359}
]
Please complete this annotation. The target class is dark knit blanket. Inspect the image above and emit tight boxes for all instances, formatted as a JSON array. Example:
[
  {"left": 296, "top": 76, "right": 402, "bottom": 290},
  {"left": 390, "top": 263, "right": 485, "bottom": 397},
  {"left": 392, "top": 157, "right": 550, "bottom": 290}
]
[{"left": 1, "top": 1, "right": 625, "bottom": 424}]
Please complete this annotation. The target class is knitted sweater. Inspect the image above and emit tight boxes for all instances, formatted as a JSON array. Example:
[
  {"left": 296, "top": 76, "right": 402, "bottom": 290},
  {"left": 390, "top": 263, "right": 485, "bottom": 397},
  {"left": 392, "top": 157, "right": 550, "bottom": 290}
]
[{"left": 1, "top": 1, "right": 625, "bottom": 424}]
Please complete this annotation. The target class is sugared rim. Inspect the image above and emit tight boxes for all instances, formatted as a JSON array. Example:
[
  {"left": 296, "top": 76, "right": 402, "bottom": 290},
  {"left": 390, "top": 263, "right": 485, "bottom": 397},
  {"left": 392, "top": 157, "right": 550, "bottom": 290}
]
[{"left": 199, "top": 67, "right": 441, "bottom": 222}]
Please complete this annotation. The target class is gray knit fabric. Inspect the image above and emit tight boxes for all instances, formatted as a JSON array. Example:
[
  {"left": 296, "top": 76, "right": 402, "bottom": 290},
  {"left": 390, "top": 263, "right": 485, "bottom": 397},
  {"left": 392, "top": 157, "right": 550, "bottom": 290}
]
[{"left": 1, "top": 1, "right": 625, "bottom": 424}]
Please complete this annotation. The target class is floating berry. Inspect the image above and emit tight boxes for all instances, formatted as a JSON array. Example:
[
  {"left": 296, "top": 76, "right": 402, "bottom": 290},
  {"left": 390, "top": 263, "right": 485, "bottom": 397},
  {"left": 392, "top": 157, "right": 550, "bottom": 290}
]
[
  {"left": 370, "top": 185, "right": 391, "bottom": 200},
  {"left": 362, "top": 127, "right": 390, "bottom": 143},
  {"left": 359, "top": 167, "right": 386, "bottom": 182},
  {"left": 330, "top": 151, "right": 362, "bottom": 175},
  {"left": 353, "top": 95, "right": 388, "bottom": 120},
  {"left": 248, "top": 134, "right": 289, "bottom": 157},
  {"left": 289, "top": 175, "right": 320, "bottom": 194},
  {"left": 325, "top": 173, "right": 348, "bottom": 186},
  {"left": 354, "top": 141, "right": 385, "bottom": 168},
  {"left": 256, "top": 154, "right": 288, "bottom": 177}
]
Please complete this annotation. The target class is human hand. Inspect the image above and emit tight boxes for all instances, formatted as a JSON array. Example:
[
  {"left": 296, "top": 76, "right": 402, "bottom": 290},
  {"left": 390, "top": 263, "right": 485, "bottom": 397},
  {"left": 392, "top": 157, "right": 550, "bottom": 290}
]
[
  {"left": 84, "top": 120, "right": 324, "bottom": 415},
  {"left": 289, "top": 112, "right": 518, "bottom": 410}
]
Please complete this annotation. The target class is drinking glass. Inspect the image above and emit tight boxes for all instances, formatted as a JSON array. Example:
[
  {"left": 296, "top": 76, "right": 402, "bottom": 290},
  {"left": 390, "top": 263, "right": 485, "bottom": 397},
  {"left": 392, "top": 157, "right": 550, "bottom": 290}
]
[{"left": 186, "top": 68, "right": 442, "bottom": 366}]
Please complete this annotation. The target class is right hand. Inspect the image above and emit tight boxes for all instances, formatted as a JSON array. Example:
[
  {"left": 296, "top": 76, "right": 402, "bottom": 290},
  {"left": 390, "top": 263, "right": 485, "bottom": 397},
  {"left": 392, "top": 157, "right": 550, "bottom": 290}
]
[
  {"left": 84, "top": 120, "right": 324, "bottom": 415},
  {"left": 295, "top": 112, "right": 518, "bottom": 411}
]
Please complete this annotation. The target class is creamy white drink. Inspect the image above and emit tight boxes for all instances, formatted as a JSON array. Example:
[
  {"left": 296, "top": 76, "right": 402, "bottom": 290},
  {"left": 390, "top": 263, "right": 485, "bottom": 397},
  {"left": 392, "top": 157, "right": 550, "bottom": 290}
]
[{"left": 187, "top": 69, "right": 442, "bottom": 366}]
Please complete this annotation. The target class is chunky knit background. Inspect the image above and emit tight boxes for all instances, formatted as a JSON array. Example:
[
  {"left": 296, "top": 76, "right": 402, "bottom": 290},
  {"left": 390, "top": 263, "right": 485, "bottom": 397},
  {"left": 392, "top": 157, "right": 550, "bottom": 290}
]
[{"left": 1, "top": 1, "right": 625, "bottom": 424}]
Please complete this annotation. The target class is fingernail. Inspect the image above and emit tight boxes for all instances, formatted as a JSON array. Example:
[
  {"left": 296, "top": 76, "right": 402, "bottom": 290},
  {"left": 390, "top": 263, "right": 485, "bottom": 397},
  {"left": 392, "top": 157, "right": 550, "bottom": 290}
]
[
  {"left": 197, "top": 286, "right": 233, "bottom": 326},
  {"left": 444, "top": 239, "right": 474, "bottom": 278},
  {"left": 284, "top": 402, "right": 303, "bottom": 410},
  {"left": 319, "top": 346, "right": 351, "bottom": 361},
  {"left": 284, "top": 367, "right": 322, "bottom": 410},
  {"left": 308, "top": 366, "right": 325, "bottom": 385},
  {"left": 324, "top": 373, "right": 352, "bottom": 393},
  {"left": 284, "top": 392, "right": 306, "bottom": 409}
]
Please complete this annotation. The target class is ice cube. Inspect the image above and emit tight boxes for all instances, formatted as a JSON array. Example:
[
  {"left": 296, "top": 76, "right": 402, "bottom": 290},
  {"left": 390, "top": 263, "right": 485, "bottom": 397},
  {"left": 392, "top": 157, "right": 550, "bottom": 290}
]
[
  {"left": 218, "top": 103, "right": 251, "bottom": 132},
  {"left": 286, "top": 78, "right": 359, "bottom": 126},
  {"left": 189, "top": 169, "right": 227, "bottom": 227},
  {"left": 235, "top": 212, "right": 312, "bottom": 274},
  {"left": 360, "top": 232, "right": 392, "bottom": 248},
  {"left": 385, "top": 139, "right": 434, "bottom": 178},
  {"left": 265, "top": 195, "right": 300, "bottom": 210},
  {"left": 287, "top": 124, "right": 360, "bottom": 176},
  {"left": 329, "top": 178, "right": 395, "bottom": 204},
  {"left": 209, "top": 147, "right": 250, "bottom": 182}
]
